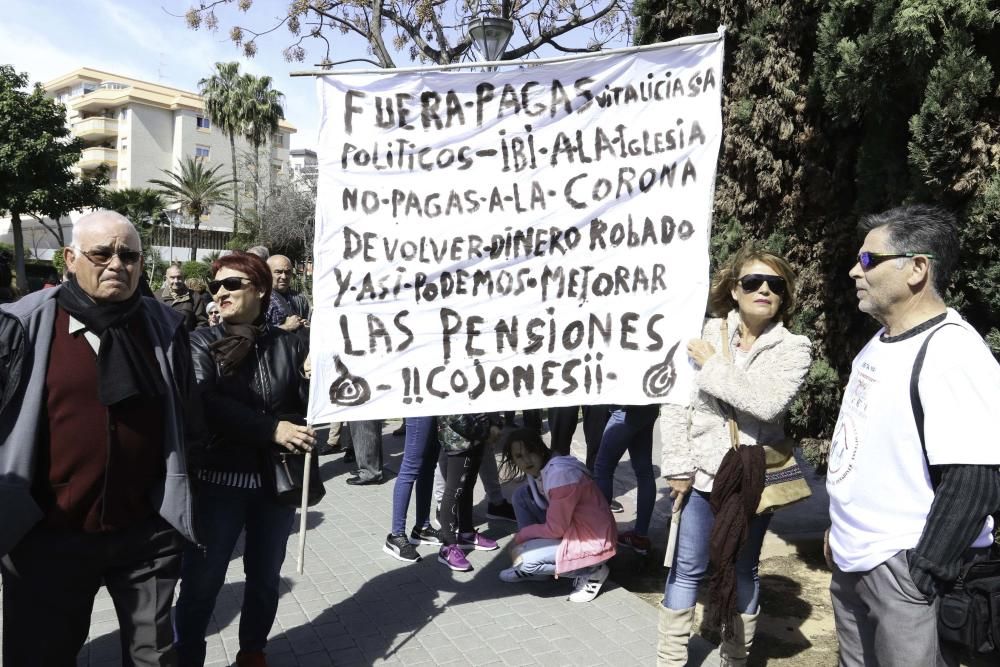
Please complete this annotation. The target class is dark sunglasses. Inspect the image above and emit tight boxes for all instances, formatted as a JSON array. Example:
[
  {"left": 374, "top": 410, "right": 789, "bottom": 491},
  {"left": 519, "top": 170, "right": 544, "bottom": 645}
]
[
  {"left": 858, "top": 251, "right": 935, "bottom": 271},
  {"left": 208, "top": 277, "right": 252, "bottom": 295},
  {"left": 75, "top": 246, "right": 142, "bottom": 266},
  {"left": 737, "top": 274, "right": 787, "bottom": 296}
]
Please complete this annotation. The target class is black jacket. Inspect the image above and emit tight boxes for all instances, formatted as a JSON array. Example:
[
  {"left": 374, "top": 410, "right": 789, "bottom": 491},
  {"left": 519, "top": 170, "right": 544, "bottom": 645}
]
[{"left": 190, "top": 324, "right": 309, "bottom": 475}]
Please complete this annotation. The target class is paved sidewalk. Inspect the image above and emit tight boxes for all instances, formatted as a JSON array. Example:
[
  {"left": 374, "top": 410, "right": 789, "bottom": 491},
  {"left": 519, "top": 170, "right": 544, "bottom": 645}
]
[{"left": 37, "top": 418, "right": 681, "bottom": 667}]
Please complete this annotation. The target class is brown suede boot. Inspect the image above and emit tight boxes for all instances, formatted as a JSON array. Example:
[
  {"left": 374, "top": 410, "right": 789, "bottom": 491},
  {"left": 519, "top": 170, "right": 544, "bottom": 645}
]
[
  {"left": 657, "top": 605, "right": 695, "bottom": 667},
  {"left": 719, "top": 611, "right": 759, "bottom": 667}
]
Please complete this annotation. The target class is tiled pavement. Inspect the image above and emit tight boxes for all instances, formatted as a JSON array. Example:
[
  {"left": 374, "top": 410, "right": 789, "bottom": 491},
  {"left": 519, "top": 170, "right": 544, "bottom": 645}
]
[{"left": 1, "top": 416, "right": 724, "bottom": 667}]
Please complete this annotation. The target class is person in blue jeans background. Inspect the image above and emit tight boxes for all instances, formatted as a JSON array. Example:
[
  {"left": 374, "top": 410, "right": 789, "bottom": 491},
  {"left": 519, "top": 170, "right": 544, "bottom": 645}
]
[
  {"left": 592, "top": 404, "right": 661, "bottom": 555},
  {"left": 383, "top": 416, "right": 446, "bottom": 562},
  {"left": 656, "top": 245, "right": 810, "bottom": 666},
  {"left": 174, "top": 252, "right": 316, "bottom": 667}
]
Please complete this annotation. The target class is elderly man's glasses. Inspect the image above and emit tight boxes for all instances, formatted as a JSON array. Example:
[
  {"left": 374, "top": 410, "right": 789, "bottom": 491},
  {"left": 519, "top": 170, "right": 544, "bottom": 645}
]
[
  {"left": 737, "top": 274, "right": 787, "bottom": 296},
  {"left": 74, "top": 246, "right": 142, "bottom": 266},
  {"left": 208, "top": 277, "right": 252, "bottom": 295},
  {"left": 858, "top": 251, "right": 935, "bottom": 271}
]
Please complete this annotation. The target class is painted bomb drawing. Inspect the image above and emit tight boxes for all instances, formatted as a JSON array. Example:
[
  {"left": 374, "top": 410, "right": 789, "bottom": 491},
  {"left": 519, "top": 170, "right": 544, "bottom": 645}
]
[
  {"left": 642, "top": 340, "right": 680, "bottom": 398},
  {"left": 328, "top": 356, "right": 372, "bottom": 407}
]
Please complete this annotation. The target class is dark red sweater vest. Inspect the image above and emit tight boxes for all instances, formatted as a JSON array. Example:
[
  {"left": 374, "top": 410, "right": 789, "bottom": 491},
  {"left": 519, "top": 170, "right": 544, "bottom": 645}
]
[{"left": 40, "top": 308, "right": 165, "bottom": 532}]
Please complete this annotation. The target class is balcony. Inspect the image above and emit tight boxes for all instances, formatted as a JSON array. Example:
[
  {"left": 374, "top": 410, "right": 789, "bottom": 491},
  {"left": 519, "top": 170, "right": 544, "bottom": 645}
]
[
  {"left": 72, "top": 87, "right": 130, "bottom": 113},
  {"left": 73, "top": 116, "right": 118, "bottom": 141},
  {"left": 78, "top": 147, "right": 118, "bottom": 171}
]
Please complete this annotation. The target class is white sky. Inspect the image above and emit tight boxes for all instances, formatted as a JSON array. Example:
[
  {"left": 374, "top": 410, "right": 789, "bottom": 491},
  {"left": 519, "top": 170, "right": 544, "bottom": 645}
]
[
  {"left": 0, "top": 0, "right": 632, "bottom": 152},
  {"left": 0, "top": 0, "right": 362, "bottom": 151}
]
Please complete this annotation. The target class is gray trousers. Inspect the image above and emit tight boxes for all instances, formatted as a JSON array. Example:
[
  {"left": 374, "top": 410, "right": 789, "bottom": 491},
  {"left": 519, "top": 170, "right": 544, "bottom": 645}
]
[
  {"left": 341, "top": 419, "right": 384, "bottom": 482},
  {"left": 830, "top": 550, "right": 957, "bottom": 667}
]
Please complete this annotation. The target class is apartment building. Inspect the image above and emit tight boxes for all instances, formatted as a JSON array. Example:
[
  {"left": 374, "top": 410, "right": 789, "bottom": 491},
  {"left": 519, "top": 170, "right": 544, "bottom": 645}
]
[{"left": 0, "top": 67, "right": 296, "bottom": 261}]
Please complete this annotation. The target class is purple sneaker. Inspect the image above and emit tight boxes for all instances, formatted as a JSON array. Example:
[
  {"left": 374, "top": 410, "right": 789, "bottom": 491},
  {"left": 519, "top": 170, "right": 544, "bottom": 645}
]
[
  {"left": 438, "top": 544, "right": 472, "bottom": 571},
  {"left": 457, "top": 531, "right": 498, "bottom": 551}
]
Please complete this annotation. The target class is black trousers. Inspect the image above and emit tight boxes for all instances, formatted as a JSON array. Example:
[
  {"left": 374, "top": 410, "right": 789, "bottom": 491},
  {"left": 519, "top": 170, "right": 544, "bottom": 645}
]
[
  {"left": 440, "top": 445, "right": 485, "bottom": 541},
  {"left": 547, "top": 405, "right": 612, "bottom": 470},
  {"left": 0, "top": 516, "right": 185, "bottom": 667}
]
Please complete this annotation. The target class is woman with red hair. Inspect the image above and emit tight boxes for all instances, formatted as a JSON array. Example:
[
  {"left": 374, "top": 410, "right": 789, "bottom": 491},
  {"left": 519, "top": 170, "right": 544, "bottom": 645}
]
[{"left": 174, "top": 252, "right": 315, "bottom": 667}]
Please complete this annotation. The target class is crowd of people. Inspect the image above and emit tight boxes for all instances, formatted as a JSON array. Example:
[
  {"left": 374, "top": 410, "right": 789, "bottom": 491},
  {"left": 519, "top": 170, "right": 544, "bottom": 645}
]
[{"left": 1, "top": 203, "right": 999, "bottom": 667}]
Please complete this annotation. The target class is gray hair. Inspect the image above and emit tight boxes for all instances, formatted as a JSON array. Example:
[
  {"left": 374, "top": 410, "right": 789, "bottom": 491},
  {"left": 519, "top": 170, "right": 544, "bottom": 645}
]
[
  {"left": 246, "top": 245, "right": 270, "bottom": 260},
  {"left": 858, "top": 204, "right": 959, "bottom": 295}
]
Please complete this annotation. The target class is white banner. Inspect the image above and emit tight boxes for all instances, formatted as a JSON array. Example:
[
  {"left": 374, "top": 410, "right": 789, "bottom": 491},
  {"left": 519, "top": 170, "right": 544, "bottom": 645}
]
[{"left": 308, "top": 32, "right": 724, "bottom": 424}]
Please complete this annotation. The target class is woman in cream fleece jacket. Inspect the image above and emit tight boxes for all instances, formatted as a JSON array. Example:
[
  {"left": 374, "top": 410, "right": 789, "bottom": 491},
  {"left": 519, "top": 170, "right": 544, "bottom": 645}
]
[{"left": 657, "top": 246, "right": 812, "bottom": 667}]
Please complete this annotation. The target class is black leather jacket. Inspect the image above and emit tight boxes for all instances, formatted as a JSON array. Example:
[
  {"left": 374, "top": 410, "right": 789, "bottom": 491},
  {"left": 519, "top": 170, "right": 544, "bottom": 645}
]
[{"left": 190, "top": 323, "right": 309, "bottom": 475}]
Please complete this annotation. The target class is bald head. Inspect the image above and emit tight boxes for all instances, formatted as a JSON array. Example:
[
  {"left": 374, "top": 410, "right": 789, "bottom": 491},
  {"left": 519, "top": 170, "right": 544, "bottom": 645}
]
[
  {"left": 72, "top": 210, "right": 141, "bottom": 250},
  {"left": 267, "top": 255, "right": 294, "bottom": 293},
  {"left": 65, "top": 210, "right": 143, "bottom": 302}
]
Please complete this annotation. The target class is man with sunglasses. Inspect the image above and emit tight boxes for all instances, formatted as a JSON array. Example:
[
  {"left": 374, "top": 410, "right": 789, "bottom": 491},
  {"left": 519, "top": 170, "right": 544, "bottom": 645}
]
[
  {"left": 0, "top": 210, "right": 201, "bottom": 665},
  {"left": 826, "top": 205, "right": 1000, "bottom": 666}
]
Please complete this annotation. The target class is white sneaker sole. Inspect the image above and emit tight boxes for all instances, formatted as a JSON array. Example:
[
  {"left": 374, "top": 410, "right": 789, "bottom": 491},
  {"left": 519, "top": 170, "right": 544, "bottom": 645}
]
[
  {"left": 437, "top": 555, "right": 473, "bottom": 572},
  {"left": 382, "top": 543, "right": 421, "bottom": 563}
]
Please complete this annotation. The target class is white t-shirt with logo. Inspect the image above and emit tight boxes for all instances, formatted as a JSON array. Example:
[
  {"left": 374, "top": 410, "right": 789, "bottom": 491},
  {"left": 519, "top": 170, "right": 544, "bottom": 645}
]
[{"left": 827, "top": 309, "right": 1000, "bottom": 572}]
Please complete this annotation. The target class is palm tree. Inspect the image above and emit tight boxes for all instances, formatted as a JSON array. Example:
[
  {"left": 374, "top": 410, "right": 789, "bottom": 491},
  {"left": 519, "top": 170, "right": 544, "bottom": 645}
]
[
  {"left": 240, "top": 73, "right": 284, "bottom": 230},
  {"left": 149, "top": 157, "right": 232, "bottom": 261},
  {"left": 199, "top": 62, "right": 246, "bottom": 235},
  {"left": 101, "top": 187, "right": 167, "bottom": 226}
]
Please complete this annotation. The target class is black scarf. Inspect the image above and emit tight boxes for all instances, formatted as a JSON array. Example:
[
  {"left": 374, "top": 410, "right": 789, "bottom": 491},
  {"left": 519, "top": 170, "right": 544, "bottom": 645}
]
[
  {"left": 208, "top": 320, "right": 266, "bottom": 376},
  {"left": 56, "top": 274, "right": 167, "bottom": 406}
]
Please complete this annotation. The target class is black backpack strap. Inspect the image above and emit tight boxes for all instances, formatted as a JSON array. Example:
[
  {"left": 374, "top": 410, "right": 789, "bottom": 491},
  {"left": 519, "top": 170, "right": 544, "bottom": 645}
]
[{"left": 910, "top": 323, "right": 962, "bottom": 490}]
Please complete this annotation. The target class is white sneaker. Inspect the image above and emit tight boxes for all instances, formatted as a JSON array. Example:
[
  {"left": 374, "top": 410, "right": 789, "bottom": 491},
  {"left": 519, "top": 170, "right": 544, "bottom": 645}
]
[
  {"left": 568, "top": 563, "right": 610, "bottom": 602},
  {"left": 499, "top": 567, "right": 549, "bottom": 583}
]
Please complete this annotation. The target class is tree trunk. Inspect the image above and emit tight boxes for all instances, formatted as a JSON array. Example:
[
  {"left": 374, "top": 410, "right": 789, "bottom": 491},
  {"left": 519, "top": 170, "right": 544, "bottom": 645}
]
[
  {"left": 252, "top": 144, "right": 261, "bottom": 233},
  {"left": 230, "top": 133, "right": 240, "bottom": 236},
  {"left": 190, "top": 218, "right": 199, "bottom": 262},
  {"left": 11, "top": 211, "right": 28, "bottom": 294}
]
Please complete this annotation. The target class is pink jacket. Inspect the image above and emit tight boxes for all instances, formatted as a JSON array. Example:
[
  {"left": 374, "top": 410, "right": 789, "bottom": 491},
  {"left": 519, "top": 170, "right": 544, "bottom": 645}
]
[{"left": 515, "top": 456, "right": 617, "bottom": 575}]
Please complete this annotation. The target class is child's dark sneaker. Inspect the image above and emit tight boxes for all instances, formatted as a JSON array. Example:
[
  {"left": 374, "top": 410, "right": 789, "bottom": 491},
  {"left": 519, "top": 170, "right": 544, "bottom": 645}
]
[
  {"left": 409, "top": 524, "right": 446, "bottom": 546},
  {"left": 457, "top": 531, "right": 498, "bottom": 551},
  {"left": 383, "top": 533, "right": 421, "bottom": 563},
  {"left": 486, "top": 500, "right": 517, "bottom": 522},
  {"left": 438, "top": 544, "right": 472, "bottom": 571},
  {"left": 617, "top": 530, "right": 651, "bottom": 555}
]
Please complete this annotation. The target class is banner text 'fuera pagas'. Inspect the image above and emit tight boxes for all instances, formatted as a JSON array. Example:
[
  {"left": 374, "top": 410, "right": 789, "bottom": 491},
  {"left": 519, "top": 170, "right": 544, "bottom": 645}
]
[{"left": 308, "top": 31, "right": 724, "bottom": 424}]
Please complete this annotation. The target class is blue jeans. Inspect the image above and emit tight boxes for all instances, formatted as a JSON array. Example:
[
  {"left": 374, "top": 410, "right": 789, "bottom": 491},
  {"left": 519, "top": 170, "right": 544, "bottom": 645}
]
[
  {"left": 662, "top": 488, "right": 772, "bottom": 611},
  {"left": 390, "top": 417, "right": 441, "bottom": 535},
  {"left": 174, "top": 482, "right": 295, "bottom": 665},
  {"left": 593, "top": 405, "right": 659, "bottom": 536}
]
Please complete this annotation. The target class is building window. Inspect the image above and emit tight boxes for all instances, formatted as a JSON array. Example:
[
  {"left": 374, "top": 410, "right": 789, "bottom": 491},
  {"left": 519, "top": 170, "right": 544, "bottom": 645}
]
[
  {"left": 273, "top": 133, "right": 283, "bottom": 147},
  {"left": 196, "top": 116, "right": 211, "bottom": 130},
  {"left": 82, "top": 83, "right": 96, "bottom": 94},
  {"left": 195, "top": 145, "right": 210, "bottom": 160}
]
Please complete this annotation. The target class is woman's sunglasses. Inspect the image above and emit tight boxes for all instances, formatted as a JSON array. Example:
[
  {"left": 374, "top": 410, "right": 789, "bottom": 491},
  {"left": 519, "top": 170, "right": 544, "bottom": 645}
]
[
  {"left": 208, "top": 277, "right": 252, "bottom": 295},
  {"left": 737, "top": 274, "right": 787, "bottom": 296},
  {"left": 857, "top": 251, "right": 935, "bottom": 271}
]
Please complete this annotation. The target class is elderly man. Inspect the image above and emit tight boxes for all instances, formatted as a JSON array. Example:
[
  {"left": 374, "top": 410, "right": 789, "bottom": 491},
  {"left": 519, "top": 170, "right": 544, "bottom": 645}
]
[
  {"left": 158, "top": 263, "right": 208, "bottom": 331},
  {"left": 265, "top": 255, "right": 311, "bottom": 336},
  {"left": 0, "top": 210, "right": 200, "bottom": 665},
  {"left": 826, "top": 205, "right": 1000, "bottom": 666}
]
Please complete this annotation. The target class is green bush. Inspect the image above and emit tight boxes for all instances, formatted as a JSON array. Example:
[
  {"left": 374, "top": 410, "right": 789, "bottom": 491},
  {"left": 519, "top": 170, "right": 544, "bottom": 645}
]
[
  {"left": 181, "top": 260, "right": 213, "bottom": 283},
  {"left": 635, "top": 0, "right": 1000, "bottom": 446}
]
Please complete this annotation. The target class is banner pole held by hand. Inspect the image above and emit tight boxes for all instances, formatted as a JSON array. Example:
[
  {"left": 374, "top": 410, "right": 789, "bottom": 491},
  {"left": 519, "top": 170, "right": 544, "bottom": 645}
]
[
  {"left": 663, "top": 502, "right": 682, "bottom": 568},
  {"left": 297, "top": 450, "right": 312, "bottom": 575}
]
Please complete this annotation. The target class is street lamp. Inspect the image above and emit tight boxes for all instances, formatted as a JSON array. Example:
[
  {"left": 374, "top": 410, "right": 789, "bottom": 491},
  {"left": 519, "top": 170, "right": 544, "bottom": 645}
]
[{"left": 467, "top": 16, "right": 514, "bottom": 68}]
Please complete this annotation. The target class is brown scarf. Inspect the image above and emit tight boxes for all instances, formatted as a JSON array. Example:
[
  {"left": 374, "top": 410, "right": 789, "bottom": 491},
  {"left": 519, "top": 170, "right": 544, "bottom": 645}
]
[
  {"left": 208, "top": 321, "right": 265, "bottom": 376},
  {"left": 706, "top": 444, "right": 765, "bottom": 637}
]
